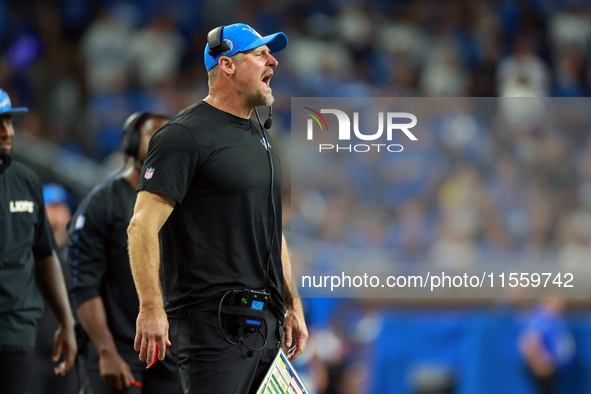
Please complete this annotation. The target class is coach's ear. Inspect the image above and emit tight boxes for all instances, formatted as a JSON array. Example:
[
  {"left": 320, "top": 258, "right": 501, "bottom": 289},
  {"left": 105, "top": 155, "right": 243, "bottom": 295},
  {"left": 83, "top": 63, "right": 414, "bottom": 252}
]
[{"left": 219, "top": 56, "right": 236, "bottom": 76}]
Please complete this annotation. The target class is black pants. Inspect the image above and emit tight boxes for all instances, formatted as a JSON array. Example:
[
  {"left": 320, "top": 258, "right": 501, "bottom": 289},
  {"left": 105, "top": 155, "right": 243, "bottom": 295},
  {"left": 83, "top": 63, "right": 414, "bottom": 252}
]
[
  {"left": 0, "top": 345, "right": 35, "bottom": 394},
  {"left": 169, "top": 310, "right": 282, "bottom": 394},
  {"left": 85, "top": 343, "right": 183, "bottom": 394}
]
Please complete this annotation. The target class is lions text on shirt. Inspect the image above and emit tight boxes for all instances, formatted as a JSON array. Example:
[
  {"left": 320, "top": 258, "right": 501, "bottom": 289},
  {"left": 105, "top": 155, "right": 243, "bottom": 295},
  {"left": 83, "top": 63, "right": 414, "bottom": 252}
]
[{"left": 9, "top": 200, "right": 34, "bottom": 213}]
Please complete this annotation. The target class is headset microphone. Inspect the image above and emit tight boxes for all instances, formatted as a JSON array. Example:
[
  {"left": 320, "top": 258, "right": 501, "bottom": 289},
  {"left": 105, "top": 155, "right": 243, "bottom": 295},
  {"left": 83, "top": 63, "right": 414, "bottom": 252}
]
[{"left": 263, "top": 106, "right": 273, "bottom": 129}]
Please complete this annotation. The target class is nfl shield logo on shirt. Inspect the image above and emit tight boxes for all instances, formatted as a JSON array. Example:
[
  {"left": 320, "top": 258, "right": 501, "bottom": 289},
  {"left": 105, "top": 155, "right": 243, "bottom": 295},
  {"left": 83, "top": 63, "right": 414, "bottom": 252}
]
[{"left": 144, "top": 167, "right": 154, "bottom": 180}]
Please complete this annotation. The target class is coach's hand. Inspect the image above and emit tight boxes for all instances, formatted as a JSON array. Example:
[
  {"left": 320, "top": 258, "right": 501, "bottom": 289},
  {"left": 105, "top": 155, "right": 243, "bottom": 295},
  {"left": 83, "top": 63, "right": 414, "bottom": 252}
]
[
  {"left": 283, "top": 300, "right": 308, "bottom": 361},
  {"left": 135, "top": 305, "right": 170, "bottom": 364}
]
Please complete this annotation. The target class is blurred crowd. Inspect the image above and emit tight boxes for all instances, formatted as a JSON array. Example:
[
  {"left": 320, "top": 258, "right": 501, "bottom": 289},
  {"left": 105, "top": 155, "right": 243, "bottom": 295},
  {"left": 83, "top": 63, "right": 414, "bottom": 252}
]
[
  {"left": 290, "top": 98, "right": 591, "bottom": 282},
  {"left": 1, "top": 0, "right": 591, "bottom": 161},
  {"left": 3, "top": 0, "right": 591, "bottom": 270}
]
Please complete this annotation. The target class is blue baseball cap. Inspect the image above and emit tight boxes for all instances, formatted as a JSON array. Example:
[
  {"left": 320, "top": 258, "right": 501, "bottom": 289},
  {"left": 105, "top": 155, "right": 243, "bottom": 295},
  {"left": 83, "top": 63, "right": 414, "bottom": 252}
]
[
  {"left": 0, "top": 89, "right": 28, "bottom": 116},
  {"left": 43, "top": 183, "right": 70, "bottom": 206},
  {"left": 204, "top": 23, "right": 288, "bottom": 72}
]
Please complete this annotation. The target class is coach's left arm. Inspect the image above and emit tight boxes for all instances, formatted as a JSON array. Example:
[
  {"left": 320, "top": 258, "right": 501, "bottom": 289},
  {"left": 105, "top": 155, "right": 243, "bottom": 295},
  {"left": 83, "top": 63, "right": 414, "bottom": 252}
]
[{"left": 281, "top": 233, "right": 308, "bottom": 361}]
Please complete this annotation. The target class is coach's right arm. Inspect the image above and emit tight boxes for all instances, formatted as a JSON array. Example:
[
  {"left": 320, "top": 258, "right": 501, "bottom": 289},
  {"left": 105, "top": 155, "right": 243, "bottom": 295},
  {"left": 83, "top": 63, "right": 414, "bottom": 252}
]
[{"left": 127, "top": 190, "right": 176, "bottom": 364}]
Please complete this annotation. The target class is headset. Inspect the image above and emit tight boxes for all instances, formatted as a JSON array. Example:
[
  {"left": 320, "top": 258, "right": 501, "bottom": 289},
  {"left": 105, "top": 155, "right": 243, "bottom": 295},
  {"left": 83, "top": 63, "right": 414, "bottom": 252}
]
[
  {"left": 121, "top": 111, "right": 148, "bottom": 158},
  {"left": 121, "top": 111, "right": 170, "bottom": 158},
  {"left": 207, "top": 26, "right": 230, "bottom": 56},
  {"left": 207, "top": 25, "right": 274, "bottom": 129}
]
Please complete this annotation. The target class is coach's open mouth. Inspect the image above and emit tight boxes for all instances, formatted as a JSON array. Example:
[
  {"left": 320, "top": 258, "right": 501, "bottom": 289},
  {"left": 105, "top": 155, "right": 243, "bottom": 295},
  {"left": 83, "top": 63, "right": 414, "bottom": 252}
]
[{"left": 262, "top": 73, "right": 272, "bottom": 90}]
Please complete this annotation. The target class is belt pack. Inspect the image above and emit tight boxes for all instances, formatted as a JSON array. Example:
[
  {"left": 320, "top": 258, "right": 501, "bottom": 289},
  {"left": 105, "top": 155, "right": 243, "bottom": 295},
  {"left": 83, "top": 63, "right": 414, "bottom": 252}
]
[{"left": 220, "top": 289, "right": 270, "bottom": 334}]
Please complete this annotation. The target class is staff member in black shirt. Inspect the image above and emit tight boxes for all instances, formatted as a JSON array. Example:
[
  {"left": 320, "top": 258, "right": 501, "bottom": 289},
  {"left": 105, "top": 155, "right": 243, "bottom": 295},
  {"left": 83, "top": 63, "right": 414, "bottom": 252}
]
[
  {"left": 0, "top": 88, "right": 77, "bottom": 393},
  {"left": 68, "top": 112, "right": 182, "bottom": 393},
  {"left": 128, "top": 23, "right": 308, "bottom": 393}
]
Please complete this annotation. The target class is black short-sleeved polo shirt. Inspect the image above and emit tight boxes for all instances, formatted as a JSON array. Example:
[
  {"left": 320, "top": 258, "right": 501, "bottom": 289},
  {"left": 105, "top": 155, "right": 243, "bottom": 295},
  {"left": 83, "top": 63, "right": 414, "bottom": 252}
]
[
  {"left": 0, "top": 160, "right": 55, "bottom": 346},
  {"left": 138, "top": 101, "right": 285, "bottom": 317}
]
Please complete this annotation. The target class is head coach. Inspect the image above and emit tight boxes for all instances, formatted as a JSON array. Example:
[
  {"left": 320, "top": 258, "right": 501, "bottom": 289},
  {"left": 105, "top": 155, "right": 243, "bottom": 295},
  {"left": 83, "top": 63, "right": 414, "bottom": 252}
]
[{"left": 127, "top": 23, "right": 308, "bottom": 393}]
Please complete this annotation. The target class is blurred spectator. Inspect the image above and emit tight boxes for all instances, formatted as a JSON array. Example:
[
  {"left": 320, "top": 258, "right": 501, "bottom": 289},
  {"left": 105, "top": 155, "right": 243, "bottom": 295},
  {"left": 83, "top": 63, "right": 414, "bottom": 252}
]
[
  {"left": 519, "top": 298, "right": 576, "bottom": 394},
  {"left": 497, "top": 35, "right": 550, "bottom": 97},
  {"left": 129, "top": 14, "right": 186, "bottom": 89},
  {"left": 79, "top": 5, "right": 136, "bottom": 94},
  {"left": 557, "top": 210, "right": 591, "bottom": 275},
  {"left": 1, "top": 0, "right": 590, "bottom": 160},
  {"left": 421, "top": 42, "right": 469, "bottom": 96},
  {"left": 42, "top": 183, "right": 72, "bottom": 254}
]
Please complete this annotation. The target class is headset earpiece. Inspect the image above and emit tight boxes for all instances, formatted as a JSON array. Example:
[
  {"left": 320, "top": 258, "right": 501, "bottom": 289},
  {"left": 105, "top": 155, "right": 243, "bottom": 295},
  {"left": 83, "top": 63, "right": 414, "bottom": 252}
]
[
  {"left": 121, "top": 111, "right": 148, "bottom": 158},
  {"left": 207, "top": 26, "right": 229, "bottom": 56}
]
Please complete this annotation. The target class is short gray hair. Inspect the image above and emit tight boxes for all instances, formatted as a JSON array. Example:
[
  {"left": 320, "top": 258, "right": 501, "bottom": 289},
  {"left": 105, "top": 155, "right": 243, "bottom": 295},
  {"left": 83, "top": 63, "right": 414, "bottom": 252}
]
[
  {"left": 207, "top": 66, "right": 220, "bottom": 88},
  {"left": 207, "top": 53, "right": 244, "bottom": 87}
]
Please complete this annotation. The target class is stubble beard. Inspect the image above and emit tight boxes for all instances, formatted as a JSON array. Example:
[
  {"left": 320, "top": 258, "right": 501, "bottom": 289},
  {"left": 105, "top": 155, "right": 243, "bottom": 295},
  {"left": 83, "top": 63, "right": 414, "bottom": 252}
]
[
  {"left": 245, "top": 84, "right": 275, "bottom": 109},
  {"left": 260, "top": 90, "right": 275, "bottom": 107}
]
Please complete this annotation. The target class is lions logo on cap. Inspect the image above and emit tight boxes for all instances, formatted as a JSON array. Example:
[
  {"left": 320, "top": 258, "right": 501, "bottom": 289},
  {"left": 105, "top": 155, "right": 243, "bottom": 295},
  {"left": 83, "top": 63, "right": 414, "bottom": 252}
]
[
  {"left": 222, "top": 39, "right": 233, "bottom": 54},
  {"left": 242, "top": 26, "right": 262, "bottom": 38}
]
